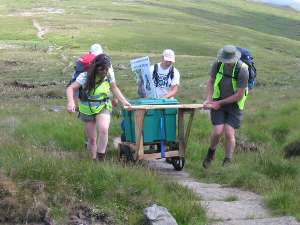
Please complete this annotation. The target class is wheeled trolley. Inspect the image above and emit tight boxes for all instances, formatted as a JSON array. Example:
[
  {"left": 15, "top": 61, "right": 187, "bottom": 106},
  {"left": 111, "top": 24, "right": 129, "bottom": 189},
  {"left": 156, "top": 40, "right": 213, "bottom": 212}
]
[{"left": 119, "top": 103, "right": 203, "bottom": 171}]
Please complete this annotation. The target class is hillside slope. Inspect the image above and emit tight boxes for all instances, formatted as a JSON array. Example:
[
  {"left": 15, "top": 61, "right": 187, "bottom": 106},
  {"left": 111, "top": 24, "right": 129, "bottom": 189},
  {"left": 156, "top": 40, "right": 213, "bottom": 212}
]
[{"left": 0, "top": 0, "right": 299, "bottom": 224}]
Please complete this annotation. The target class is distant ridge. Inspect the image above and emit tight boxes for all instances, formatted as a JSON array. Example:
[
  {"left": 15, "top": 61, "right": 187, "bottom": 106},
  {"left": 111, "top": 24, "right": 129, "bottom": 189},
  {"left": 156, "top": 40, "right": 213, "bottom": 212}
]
[{"left": 250, "top": 0, "right": 300, "bottom": 12}]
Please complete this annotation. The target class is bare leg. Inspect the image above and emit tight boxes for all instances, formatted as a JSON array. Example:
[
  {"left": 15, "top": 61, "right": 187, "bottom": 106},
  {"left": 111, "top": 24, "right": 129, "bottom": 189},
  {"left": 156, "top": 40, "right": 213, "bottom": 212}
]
[
  {"left": 85, "top": 121, "right": 97, "bottom": 159},
  {"left": 224, "top": 124, "right": 235, "bottom": 159},
  {"left": 203, "top": 124, "right": 225, "bottom": 168},
  {"left": 210, "top": 124, "right": 225, "bottom": 150},
  {"left": 75, "top": 97, "right": 89, "bottom": 147},
  {"left": 95, "top": 113, "right": 111, "bottom": 154}
]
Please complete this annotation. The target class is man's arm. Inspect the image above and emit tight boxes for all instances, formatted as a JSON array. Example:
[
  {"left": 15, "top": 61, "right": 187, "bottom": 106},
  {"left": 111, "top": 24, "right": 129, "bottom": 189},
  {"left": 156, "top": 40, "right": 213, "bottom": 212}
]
[
  {"left": 210, "top": 88, "right": 246, "bottom": 110},
  {"left": 202, "top": 77, "right": 214, "bottom": 109},
  {"left": 163, "top": 85, "right": 178, "bottom": 98},
  {"left": 203, "top": 61, "right": 218, "bottom": 108},
  {"left": 205, "top": 77, "right": 213, "bottom": 102},
  {"left": 163, "top": 66, "right": 180, "bottom": 98}
]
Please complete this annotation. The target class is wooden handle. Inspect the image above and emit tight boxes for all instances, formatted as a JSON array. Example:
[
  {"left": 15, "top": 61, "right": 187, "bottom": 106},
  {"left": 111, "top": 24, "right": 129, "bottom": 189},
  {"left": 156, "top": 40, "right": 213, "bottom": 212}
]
[{"left": 123, "top": 104, "right": 204, "bottom": 110}]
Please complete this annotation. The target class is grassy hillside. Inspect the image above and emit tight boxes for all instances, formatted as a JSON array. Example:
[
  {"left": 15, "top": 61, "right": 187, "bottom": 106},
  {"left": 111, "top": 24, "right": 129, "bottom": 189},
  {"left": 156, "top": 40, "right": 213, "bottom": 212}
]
[{"left": 0, "top": 0, "right": 300, "bottom": 224}]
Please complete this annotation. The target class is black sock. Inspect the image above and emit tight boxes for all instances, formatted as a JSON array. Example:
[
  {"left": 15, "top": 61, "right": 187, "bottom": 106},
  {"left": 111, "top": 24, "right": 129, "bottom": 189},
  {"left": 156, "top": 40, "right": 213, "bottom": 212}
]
[{"left": 208, "top": 148, "right": 215, "bottom": 152}]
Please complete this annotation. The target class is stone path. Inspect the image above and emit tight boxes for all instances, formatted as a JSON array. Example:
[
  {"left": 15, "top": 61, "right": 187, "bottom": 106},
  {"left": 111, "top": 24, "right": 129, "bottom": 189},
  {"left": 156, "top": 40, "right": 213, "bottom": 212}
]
[{"left": 147, "top": 160, "right": 300, "bottom": 225}]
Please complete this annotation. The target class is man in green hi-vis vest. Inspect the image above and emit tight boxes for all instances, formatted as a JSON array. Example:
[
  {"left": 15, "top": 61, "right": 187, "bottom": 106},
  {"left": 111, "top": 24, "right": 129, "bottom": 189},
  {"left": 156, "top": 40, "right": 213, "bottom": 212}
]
[{"left": 202, "top": 45, "right": 249, "bottom": 168}]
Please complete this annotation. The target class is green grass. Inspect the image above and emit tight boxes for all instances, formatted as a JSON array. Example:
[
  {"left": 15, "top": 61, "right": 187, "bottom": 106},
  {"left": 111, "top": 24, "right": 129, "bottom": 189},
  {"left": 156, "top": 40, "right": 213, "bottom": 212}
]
[
  {"left": 0, "top": 98, "right": 207, "bottom": 224},
  {"left": 0, "top": 145, "right": 206, "bottom": 224},
  {"left": 0, "top": 0, "right": 300, "bottom": 223}
]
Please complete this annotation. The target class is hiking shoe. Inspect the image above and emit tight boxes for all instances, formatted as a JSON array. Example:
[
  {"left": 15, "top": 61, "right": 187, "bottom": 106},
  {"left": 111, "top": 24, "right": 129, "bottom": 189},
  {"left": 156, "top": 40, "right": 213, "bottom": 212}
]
[
  {"left": 202, "top": 149, "right": 215, "bottom": 169},
  {"left": 84, "top": 141, "right": 88, "bottom": 150},
  {"left": 96, "top": 152, "right": 106, "bottom": 161},
  {"left": 222, "top": 157, "right": 232, "bottom": 167}
]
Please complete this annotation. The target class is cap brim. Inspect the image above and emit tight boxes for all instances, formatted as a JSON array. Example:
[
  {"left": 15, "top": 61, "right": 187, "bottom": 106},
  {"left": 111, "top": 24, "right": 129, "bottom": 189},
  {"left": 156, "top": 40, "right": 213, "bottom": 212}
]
[
  {"left": 217, "top": 49, "right": 241, "bottom": 63},
  {"left": 91, "top": 50, "right": 102, "bottom": 56},
  {"left": 163, "top": 56, "right": 175, "bottom": 62}
]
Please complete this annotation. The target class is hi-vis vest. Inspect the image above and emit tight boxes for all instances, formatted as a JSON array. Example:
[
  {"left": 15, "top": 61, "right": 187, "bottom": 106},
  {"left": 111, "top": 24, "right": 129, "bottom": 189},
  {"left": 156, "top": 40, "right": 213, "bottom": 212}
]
[
  {"left": 212, "top": 62, "right": 248, "bottom": 110},
  {"left": 79, "top": 80, "right": 112, "bottom": 115}
]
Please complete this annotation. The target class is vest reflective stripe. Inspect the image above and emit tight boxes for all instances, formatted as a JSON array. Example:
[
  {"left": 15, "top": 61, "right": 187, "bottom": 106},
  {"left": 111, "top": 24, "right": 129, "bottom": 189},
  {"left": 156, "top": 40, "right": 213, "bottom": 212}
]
[
  {"left": 80, "top": 100, "right": 109, "bottom": 108},
  {"left": 212, "top": 62, "right": 248, "bottom": 110},
  {"left": 79, "top": 81, "right": 112, "bottom": 115},
  {"left": 88, "top": 93, "right": 108, "bottom": 100}
]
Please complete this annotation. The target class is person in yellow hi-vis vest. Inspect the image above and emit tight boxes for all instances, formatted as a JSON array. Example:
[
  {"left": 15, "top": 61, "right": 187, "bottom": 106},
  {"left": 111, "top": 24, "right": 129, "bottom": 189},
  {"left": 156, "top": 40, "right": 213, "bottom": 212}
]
[
  {"left": 66, "top": 53, "right": 131, "bottom": 161},
  {"left": 202, "top": 45, "right": 249, "bottom": 168}
]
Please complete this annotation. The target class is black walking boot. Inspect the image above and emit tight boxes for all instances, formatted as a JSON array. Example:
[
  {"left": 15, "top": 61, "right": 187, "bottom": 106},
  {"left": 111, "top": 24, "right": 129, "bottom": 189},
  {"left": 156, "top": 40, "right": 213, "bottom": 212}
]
[
  {"left": 97, "top": 152, "right": 106, "bottom": 161},
  {"left": 222, "top": 157, "right": 232, "bottom": 167},
  {"left": 202, "top": 148, "right": 216, "bottom": 169}
]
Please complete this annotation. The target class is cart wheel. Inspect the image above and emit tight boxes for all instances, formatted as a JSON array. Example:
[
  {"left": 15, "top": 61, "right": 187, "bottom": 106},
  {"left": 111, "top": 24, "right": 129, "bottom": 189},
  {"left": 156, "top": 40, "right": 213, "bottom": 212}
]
[
  {"left": 119, "top": 145, "right": 135, "bottom": 162},
  {"left": 171, "top": 157, "right": 185, "bottom": 171}
]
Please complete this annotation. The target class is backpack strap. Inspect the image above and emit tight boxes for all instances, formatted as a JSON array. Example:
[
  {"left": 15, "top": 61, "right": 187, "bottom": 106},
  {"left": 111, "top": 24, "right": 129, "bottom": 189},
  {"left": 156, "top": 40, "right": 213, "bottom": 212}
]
[
  {"left": 153, "top": 63, "right": 158, "bottom": 75},
  {"left": 233, "top": 60, "right": 243, "bottom": 79},
  {"left": 216, "top": 61, "right": 240, "bottom": 79},
  {"left": 152, "top": 63, "right": 159, "bottom": 87},
  {"left": 168, "top": 65, "right": 174, "bottom": 80},
  {"left": 216, "top": 61, "right": 222, "bottom": 74}
]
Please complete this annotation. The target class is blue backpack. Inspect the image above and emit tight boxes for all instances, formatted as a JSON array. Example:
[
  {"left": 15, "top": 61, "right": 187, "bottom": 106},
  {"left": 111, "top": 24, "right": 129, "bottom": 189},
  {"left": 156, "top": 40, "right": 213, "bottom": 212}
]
[{"left": 236, "top": 47, "right": 257, "bottom": 90}]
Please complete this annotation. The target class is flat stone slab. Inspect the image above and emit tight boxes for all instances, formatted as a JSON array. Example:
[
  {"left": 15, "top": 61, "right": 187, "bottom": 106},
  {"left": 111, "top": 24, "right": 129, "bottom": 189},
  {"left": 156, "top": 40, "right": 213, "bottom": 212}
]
[
  {"left": 180, "top": 180, "right": 261, "bottom": 201},
  {"left": 146, "top": 160, "right": 190, "bottom": 180},
  {"left": 201, "top": 200, "right": 270, "bottom": 220},
  {"left": 211, "top": 216, "right": 300, "bottom": 225},
  {"left": 178, "top": 180, "right": 222, "bottom": 189}
]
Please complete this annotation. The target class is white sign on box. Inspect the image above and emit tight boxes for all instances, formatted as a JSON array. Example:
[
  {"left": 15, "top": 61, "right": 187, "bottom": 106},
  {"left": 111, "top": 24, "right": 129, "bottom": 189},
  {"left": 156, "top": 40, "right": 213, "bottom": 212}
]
[{"left": 130, "top": 56, "right": 157, "bottom": 98}]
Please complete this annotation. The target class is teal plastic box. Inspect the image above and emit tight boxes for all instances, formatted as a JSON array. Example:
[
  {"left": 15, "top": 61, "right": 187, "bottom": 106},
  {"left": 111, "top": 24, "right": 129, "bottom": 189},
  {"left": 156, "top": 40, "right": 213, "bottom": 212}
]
[{"left": 122, "top": 98, "right": 178, "bottom": 143}]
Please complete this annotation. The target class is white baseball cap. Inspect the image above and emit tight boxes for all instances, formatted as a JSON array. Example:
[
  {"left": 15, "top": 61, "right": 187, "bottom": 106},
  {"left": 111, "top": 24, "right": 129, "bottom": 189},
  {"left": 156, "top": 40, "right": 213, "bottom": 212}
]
[
  {"left": 90, "top": 43, "right": 103, "bottom": 56},
  {"left": 162, "top": 49, "right": 175, "bottom": 62}
]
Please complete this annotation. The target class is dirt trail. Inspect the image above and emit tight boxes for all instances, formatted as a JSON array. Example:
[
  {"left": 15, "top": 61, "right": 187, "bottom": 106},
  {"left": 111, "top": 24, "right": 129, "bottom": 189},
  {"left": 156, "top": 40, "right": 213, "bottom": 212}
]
[
  {"left": 33, "top": 19, "right": 48, "bottom": 39},
  {"left": 31, "top": 18, "right": 70, "bottom": 73},
  {"left": 147, "top": 160, "right": 300, "bottom": 225}
]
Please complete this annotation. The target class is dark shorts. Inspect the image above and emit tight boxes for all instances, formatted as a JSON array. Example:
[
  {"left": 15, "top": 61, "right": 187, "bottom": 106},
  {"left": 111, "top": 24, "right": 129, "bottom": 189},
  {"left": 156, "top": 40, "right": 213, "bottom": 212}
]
[
  {"left": 210, "top": 104, "right": 243, "bottom": 129},
  {"left": 78, "top": 109, "right": 111, "bottom": 122}
]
